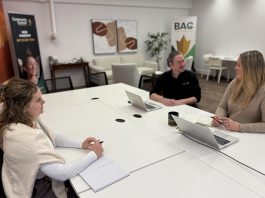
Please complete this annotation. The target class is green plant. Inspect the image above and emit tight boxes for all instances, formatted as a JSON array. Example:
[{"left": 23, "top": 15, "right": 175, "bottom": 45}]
[{"left": 144, "top": 32, "right": 169, "bottom": 70}]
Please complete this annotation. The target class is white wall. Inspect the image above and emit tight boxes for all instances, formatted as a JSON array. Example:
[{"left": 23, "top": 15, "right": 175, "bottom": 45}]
[
  {"left": 191, "top": 0, "right": 265, "bottom": 76},
  {"left": 3, "top": 0, "right": 192, "bottom": 86}
]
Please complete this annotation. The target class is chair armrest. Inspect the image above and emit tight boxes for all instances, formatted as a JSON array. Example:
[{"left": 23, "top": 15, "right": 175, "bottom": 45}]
[
  {"left": 89, "top": 64, "right": 105, "bottom": 73},
  {"left": 144, "top": 61, "right": 158, "bottom": 71}
]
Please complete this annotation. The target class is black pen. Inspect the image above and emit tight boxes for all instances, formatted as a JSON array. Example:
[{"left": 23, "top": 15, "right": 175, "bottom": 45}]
[
  {"left": 211, "top": 116, "right": 223, "bottom": 124},
  {"left": 91, "top": 141, "right": 104, "bottom": 145}
]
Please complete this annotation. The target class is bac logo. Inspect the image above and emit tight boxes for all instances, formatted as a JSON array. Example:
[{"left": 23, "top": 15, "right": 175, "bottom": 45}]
[{"left": 174, "top": 22, "right": 194, "bottom": 30}]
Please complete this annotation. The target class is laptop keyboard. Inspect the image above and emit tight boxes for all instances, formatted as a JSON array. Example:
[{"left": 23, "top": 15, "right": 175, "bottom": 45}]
[
  {"left": 213, "top": 135, "right": 230, "bottom": 145},
  {"left": 145, "top": 103, "right": 156, "bottom": 109}
]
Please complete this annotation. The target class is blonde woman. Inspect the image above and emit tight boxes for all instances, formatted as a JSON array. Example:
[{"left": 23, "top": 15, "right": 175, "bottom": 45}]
[{"left": 212, "top": 50, "right": 265, "bottom": 133}]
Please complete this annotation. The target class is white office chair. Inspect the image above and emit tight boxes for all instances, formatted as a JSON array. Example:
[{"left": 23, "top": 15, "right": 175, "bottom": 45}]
[
  {"left": 184, "top": 56, "right": 193, "bottom": 71},
  {"left": 201, "top": 54, "right": 213, "bottom": 77},
  {"left": 112, "top": 63, "right": 140, "bottom": 87},
  {"left": 206, "top": 57, "right": 230, "bottom": 84}
]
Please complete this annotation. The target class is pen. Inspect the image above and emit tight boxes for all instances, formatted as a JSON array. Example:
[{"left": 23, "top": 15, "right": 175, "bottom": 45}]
[
  {"left": 211, "top": 116, "right": 223, "bottom": 124},
  {"left": 90, "top": 141, "right": 104, "bottom": 145}
]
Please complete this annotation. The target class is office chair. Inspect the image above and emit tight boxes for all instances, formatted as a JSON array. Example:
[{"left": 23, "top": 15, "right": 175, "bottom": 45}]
[
  {"left": 201, "top": 54, "right": 213, "bottom": 77},
  {"left": 44, "top": 76, "right": 74, "bottom": 93},
  {"left": 112, "top": 63, "right": 140, "bottom": 87},
  {"left": 87, "top": 72, "right": 108, "bottom": 87},
  {"left": 206, "top": 57, "right": 229, "bottom": 84},
  {"left": 138, "top": 75, "right": 157, "bottom": 91}
]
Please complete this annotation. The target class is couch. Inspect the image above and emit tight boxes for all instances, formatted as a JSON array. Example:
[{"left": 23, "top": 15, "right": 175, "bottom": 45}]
[{"left": 89, "top": 55, "right": 158, "bottom": 84}]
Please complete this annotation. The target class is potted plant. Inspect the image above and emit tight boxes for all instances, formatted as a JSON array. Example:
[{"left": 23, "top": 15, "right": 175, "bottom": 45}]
[{"left": 144, "top": 32, "right": 169, "bottom": 71}]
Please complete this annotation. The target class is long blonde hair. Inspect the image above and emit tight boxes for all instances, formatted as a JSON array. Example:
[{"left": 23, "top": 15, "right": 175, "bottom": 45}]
[{"left": 231, "top": 50, "right": 265, "bottom": 108}]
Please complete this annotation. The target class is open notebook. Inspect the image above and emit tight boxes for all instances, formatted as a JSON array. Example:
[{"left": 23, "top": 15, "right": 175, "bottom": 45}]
[{"left": 79, "top": 156, "right": 130, "bottom": 192}]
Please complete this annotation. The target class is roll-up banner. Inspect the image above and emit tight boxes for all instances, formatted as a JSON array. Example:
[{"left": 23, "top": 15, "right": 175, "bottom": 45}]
[
  {"left": 8, "top": 13, "right": 45, "bottom": 92},
  {"left": 171, "top": 16, "right": 197, "bottom": 69},
  {"left": 0, "top": 3, "right": 13, "bottom": 82}
]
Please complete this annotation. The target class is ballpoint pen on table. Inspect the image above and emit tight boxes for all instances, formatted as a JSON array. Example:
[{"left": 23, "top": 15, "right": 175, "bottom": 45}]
[
  {"left": 90, "top": 141, "right": 104, "bottom": 145},
  {"left": 211, "top": 116, "right": 224, "bottom": 124}
]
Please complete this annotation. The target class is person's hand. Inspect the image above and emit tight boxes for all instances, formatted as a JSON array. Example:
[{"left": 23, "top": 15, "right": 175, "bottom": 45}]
[
  {"left": 171, "top": 99, "right": 183, "bottom": 106},
  {"left": 162, "top": 98, "right": 175, "bottom": 106},
  {"left": 82, "top": 137, "right": 98, "bottom": 149},
  {"left": 89, "top": 142, "right": 104, "bottom": 158},
  {"left": 222, "top": 118, "right": 240, "bottom": 132},
  {"left": 211, "top": 115, "right": 223, "bottom": 127},
  {"left": 82, "top": 137, "right": 104, "bottom": 158}
]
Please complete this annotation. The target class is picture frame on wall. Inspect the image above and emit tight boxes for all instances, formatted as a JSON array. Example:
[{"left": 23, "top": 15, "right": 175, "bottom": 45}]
[
  {"left": 117, "top": 20, "right": 138, "bottom": 53},
  {"left": 91, "top": 19, "right": 117, "bottom": 54}
]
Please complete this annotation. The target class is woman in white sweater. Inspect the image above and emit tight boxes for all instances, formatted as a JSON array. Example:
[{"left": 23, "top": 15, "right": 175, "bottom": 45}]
[{"left": 0, "top": 78, "right": 104, "bottom": 197}]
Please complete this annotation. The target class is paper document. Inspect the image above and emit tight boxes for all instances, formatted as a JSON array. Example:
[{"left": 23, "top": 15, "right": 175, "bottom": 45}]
[
  {"left": 79, "top": 156, "right": 130, "bottom": 192},
  {"left": 183, "top": 114, "right": 212, "bottom": 127}
]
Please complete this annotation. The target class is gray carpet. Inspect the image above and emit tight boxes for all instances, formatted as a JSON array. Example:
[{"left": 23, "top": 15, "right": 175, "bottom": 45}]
[{"left": 198, "top": 75, "right": 230, "bottom": 113}]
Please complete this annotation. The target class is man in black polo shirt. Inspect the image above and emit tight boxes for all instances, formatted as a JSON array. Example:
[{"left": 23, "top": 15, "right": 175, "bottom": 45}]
[{"left": 150, "top": 51, "right": 201, "bottom": 107}]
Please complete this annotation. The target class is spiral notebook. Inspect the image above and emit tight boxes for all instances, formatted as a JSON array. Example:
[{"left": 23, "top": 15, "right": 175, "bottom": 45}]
[{"left": 79, "top": 156, "right": 130, "bottom": 192}]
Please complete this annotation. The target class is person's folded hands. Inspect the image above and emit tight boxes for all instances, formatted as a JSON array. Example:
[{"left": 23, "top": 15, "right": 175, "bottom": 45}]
[{"left": 82, "top": 137, "right": 98, "bottom": 149}]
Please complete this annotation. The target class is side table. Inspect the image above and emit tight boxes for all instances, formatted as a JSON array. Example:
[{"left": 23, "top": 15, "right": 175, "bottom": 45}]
[{"left": 50, "top": 62, "right": 90, "bottom": 87}]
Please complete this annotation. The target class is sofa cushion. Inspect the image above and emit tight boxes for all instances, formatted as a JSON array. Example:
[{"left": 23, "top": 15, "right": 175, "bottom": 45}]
[
  {"left": 120, "top": 55, "right": 144, "bottom": 67},
  {"left": 137, "top": 67, "right": 154, "bottom": 75},
  {"left": 93, "top": 56, "right": 121, "bottom": 70}
]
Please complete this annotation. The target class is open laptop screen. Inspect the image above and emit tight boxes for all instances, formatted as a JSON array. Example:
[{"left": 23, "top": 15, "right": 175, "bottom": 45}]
[{"left": 172, "top": 115, "right": 239, "bottom": 150}]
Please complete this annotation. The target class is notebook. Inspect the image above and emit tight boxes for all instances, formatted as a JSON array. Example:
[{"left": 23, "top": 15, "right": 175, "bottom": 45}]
[
  {"left": 172, "top": 115, "right": 239, "bottom": 150},
  {"left": 125, "top": 90, "right": 162, "bottom": 112},
  {"left": 79, "top": 156, "right": 130, "bottom": 192}
]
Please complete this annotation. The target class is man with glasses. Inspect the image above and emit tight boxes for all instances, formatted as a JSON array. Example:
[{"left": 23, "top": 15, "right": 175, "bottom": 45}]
[{"left": 150, "top": 51, "right": 201, "bottom": 107}]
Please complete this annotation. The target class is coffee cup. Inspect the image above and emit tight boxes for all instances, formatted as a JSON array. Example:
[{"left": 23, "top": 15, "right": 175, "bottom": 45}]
[{"left": 168, "top": 111, "right": 179, "bottom": 126}]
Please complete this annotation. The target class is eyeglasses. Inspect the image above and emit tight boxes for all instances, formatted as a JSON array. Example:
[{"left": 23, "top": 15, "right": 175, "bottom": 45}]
[{"left": 171, "top": 60, "right": 184, "bottom": 65}]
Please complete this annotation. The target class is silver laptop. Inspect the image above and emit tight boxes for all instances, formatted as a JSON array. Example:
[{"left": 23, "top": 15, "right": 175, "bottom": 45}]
[
  {"left": 125, "top": 90, "right": 162, "bottom": 112},
  {"left": 172, "top": 115, "right": 239, "bottom": 150}
]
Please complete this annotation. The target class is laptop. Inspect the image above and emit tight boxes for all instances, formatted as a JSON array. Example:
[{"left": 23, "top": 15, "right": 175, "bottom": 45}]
[
  {"left": 125, "top": 90, "right": 162, "bottom": 112},
  {"left": 172, "top": 115, "right": 239, "bottom": 150}
]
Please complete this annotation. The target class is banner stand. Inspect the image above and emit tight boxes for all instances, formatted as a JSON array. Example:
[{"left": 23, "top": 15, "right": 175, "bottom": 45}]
[{"left": 8, "top": 13, "right": 46, "bottom": 92}]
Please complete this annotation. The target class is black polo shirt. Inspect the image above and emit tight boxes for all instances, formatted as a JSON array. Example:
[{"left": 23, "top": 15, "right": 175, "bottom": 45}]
[{"left": 150, "top": 70, "right": 201, "bottom": 104}]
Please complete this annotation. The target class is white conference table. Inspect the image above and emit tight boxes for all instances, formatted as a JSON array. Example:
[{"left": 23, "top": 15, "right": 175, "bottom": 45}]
[
  {"left": 209, "top": 55, "right": 237, "bottom": 63},
  {"left": 41, "top": 83, "right": 265, "bottom": 198}
]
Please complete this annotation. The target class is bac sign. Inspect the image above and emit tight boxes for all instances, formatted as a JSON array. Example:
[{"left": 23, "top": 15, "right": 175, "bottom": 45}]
[{"left": 174, "top": 22, "right": 194, "bottom": 30}]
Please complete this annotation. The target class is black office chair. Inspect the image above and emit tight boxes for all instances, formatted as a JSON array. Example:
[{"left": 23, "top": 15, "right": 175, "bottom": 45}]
[
  {"left": 87, "top": 72, "right": 108, "bottom": 87},
  {"left": 138, "top": 75, "right": 158, "bottom": 91},
  {"left": 0, "top": 149, "right": 6, "bottom": 198},
  {"left": 44, "top": 76, "right": 74, "bottom": 93}
]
